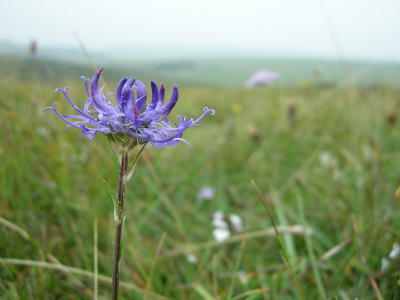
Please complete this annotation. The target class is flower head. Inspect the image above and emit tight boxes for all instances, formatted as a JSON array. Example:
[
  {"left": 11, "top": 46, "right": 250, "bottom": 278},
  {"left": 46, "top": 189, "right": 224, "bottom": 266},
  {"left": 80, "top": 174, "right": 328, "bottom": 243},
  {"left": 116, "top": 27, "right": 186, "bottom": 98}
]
[
  {"left": 213, "top": 211, "right": 224, "bottom": 221},
  {"left": 196, "top": 186, "right": 215, "bottom": 200},
  {"left": 212, "top": 228, "right": 231, "bottom": 242},
  {"left": 44, "top": 68, "right": 215, "bottom": 151},
  {"left": 211, "top": 211, "right": 231, "bottom": 242},
  {"left": 245, "top": 70, "right": 280, "bottom": 87},
  {"left": 381, "top": 257, "right": 390, "bottom": 273},
  {"left": 237, "top": 270, "right": 250, "bottom": 285},
  {"left": 319, "top": 152, "right": 338, "bottom": 169},
  {"left": 186, "top": 252, "right": 197, "bottom": 264},
  {"left": 229, "top": 214, "right": 244, "bottom": 233},
  {"left": 389, "top": 243, "right": 400, "bottom": 260}
]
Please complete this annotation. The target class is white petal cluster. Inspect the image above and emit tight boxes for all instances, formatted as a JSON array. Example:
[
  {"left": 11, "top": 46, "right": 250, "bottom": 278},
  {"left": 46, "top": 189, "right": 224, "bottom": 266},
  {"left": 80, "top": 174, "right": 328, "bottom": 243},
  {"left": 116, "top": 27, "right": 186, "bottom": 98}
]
[
  {"left": 212, "top": 228, "right": 231, "bottom": 242},
  {"left": 381, "top": 243, "right": 400, "bottom": 273},
  {"left": 381, "top": 258, "right": 390, "bottom": 273},
  {"left": 229, "top": 214, "right": 244, "bottom": 233},
  {"left": 213, "top": 211, "right": 224, "bottom": 220},
  {"left": 212, "top": 211, "right": 231, "bottom": 242},
  {"left": 186, "top": 252, "right": 197, "bottom": 264},
  {"left": 237, "top": 270, "right": 250, "bottom": 285},
  {"left": 211, "top": 211, "right": 245, "bottom": 242},
  {"left": 389, "top": 243, "right": 400, "bottom": 260},
  {"left": 319, "top": 152, "right": 338, "bottom": 169}
]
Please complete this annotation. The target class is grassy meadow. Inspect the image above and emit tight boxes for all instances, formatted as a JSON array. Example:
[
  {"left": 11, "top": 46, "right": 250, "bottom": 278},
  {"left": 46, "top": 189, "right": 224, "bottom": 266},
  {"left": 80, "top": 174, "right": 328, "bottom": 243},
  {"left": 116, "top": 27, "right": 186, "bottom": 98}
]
[{"left": 0, "top": 58, "right": 400, "bottom": 299}]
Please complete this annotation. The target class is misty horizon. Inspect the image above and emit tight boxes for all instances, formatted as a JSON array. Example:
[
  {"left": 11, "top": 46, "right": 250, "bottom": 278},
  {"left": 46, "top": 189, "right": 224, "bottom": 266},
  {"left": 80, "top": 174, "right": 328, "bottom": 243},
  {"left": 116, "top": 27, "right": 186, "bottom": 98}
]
[
  {"left": 1, "top": 40, "right": 398, "bottom": 64},
  {"left": 1, "top": 0, "right": 399, "bottom": 63}
]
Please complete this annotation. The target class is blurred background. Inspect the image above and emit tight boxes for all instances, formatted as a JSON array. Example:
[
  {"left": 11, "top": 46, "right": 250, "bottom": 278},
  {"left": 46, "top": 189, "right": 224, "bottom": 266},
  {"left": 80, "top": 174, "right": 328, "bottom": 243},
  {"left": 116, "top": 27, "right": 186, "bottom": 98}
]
[
  {"left": 1, "top": 0, "right": 399, "bottom": 86},
  {"left": 1, "top": 1, "right": 400, "bottom": 299}
]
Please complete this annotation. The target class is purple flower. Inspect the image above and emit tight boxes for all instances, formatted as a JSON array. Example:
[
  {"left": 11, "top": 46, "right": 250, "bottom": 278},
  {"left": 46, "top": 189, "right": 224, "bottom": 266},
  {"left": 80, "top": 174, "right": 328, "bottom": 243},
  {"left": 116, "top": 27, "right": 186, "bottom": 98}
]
[
  {"left": 245, "top": 70, "right": 280, "bottom": 88},
  {"left": 44, "top": 68, "right": 215, "bottom": 151},
  {"left": 196, "top": 186, "right": 215, "bottom": 200}
]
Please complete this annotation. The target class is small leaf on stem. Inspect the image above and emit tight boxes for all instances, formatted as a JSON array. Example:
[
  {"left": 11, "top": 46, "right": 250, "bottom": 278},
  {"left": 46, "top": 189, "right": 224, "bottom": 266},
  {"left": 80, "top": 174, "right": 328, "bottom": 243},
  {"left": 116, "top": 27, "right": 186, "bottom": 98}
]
[
  {"left": 103, "top": 180, "right": 120, "bottom": 223},
  {"left": 125, "top": 143, "right": 147, "bottom": 183}
]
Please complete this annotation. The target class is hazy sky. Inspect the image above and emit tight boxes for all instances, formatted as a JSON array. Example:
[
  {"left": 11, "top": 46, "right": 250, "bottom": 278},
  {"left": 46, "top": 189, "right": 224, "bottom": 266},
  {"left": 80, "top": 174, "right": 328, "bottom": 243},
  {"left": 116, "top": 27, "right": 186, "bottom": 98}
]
[{"left": 1, "top": 0, "right": 399, "bottom": 61}]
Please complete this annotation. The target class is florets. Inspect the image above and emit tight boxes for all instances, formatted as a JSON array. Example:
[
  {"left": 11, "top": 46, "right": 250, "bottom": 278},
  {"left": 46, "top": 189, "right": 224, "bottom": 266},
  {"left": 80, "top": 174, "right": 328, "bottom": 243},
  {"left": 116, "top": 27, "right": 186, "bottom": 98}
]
[{"left": 43, "top": 68, "right": 215, "bottom": 151}]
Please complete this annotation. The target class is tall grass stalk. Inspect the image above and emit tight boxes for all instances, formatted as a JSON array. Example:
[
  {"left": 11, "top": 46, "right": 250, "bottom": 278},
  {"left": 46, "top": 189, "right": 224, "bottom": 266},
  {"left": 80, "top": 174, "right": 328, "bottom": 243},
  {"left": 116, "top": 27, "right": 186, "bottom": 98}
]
[
  {"left": 295, "top": 189, "right": 326, "bottom": 300},
  {"left": 252, "top": 180, "right": 305, "bottom": 300},
  {"left": 227, "top": 240, "right": 246, "bottom": 300}
]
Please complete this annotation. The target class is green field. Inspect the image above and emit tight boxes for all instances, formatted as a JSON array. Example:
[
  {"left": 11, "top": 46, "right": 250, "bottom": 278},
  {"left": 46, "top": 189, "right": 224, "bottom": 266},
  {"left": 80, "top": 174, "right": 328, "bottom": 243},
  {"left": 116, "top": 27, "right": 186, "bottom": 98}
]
[
  {"left": 0, "top": 58, "right": 400, "bottom": 299},
  {"left": 1, "top": 53, "right": 400, "bottom": 88}
]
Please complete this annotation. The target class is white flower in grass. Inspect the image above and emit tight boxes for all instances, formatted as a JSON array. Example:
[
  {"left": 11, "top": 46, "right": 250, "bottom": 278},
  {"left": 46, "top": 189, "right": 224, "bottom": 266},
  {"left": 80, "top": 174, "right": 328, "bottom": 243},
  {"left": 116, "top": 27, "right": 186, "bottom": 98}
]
[
  {"left": 213, "top": 211, "right": 224, "bottom": 220},
  {"left": 237, "top": 270, "right": 250, "bottom": 285},
  {"left": 389, "top": 243, "right": 400, "bottom": 260},
  {"left": 212, "top": 210, "right": 232, "bottom": 242},
  {"left": 229, "top": 214, "right": 243, "bottom": 233},
  {"left": 212, "top": 211, "right": 229, "bottom": 229},
  {"left": 197, "top": 186, "right": 215, "bottom": 200},
  {"left": 319, "top": 152, "right": 337, "bottom": 169},
  {"left": 213, "top": 219, "right": 229, "bottom": 229},
  {"left": 381, "top": 257, "right": 390, "bottom": 273},
  {"left": 186, "top": 252, "right": 197, "bottom": 264},
  {"left": 213, "top": 228, "right": 231, "bottom": 242}
]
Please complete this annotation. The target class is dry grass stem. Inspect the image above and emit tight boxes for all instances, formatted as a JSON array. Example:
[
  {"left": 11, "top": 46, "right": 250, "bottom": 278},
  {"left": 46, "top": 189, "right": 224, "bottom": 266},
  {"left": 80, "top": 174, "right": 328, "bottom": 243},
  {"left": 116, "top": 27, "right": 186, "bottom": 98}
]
[
  {"left": 163, "top": 225, "right": 311, "bottom": 257},
  {"left": 0, "top": 258, "right": 171, "bottom": 300}
]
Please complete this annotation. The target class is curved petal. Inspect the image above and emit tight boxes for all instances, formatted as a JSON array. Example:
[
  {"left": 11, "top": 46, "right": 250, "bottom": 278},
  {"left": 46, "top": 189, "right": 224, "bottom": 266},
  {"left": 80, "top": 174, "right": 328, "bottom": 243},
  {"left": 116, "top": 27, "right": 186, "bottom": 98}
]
[
  {"left": 80, "top": 124, "right": 98, "bottom": 139},
  {"left": 157, "top": 83, "right": 165, "bottom": 108},
  {"left": 80, "top": 76, "right": 91, "bottom": 98},
  {"left": 188, "top": 107, "right": 215, "bottom": 127},
  {"left": 84, "top": 98, "right": 91, "bottom": 115},
  {"left": 120, "top": 78, "right": 135, "bottom": 109},
  {"left": 116, "top": 78, "right": 127, "bottom": 107},
  {"left": 146, "top": 81, "right": 159, "bottom": 111},
  {"left": 43, "top": 103, "right": 81, "bottom": 129},
  {"left": 155, "top": 84, "right": 179, "bottom": 117},
  {"left": 124, "top": 101, "right": 135, "bottom": 123},
  {"left": 136, "top": 84, "right": 179, "bottom": 124},
  {"left": 90, "top": 68, "right": 108, "bottom": 111},
  {"left": 143, "top": 121, "right": 190, "bottom": 144},
  {"left": 166, "top": 138, "right": 195, "bottom": 153},
  {"left": 126, "top": 128, "right": 150, "bottom": 139},
  {"left": 135, "top": 80, "right": 147, "bottom": 110},
  {"left": 54, "top": 88, "right": 97, "bottom": 121}
]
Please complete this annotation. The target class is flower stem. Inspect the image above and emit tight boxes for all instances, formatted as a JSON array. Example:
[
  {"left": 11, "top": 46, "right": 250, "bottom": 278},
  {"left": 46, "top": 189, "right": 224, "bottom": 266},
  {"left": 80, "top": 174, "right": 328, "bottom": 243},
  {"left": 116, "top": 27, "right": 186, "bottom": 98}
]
[{"left": 111, "top": 153, "right": 128, "bottom": 300}]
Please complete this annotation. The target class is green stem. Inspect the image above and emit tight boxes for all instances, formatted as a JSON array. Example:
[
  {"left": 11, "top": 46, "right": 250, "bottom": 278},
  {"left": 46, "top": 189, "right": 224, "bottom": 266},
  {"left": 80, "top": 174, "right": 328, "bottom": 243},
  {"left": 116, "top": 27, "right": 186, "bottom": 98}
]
[{"left": 111, "top": 153, "right": 128, "bottom": 300}]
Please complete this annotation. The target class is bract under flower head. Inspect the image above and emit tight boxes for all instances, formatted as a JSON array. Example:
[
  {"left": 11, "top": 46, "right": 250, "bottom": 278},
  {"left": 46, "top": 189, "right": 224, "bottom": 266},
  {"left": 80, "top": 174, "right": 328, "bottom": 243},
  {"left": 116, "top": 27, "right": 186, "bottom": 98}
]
[{"left": 43, "top": 68, "right": 215, "bottom": 152}]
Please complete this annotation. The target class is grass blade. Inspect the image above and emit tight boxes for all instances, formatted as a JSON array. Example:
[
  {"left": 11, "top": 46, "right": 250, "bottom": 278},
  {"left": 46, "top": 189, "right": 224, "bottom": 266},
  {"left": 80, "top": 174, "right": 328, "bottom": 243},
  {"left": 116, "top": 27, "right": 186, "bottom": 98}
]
[
  {"left": 227, "top": 240, "right": 246, "bottom": 300},
  {"left": 295, "top": 189, "right": 326, "bottom": 300},
  {"left": 192, "top": 284, "right": 217, "bottom": 300},
  {"left": 251, "top": 180, "right": 305, "bottom": 300}
]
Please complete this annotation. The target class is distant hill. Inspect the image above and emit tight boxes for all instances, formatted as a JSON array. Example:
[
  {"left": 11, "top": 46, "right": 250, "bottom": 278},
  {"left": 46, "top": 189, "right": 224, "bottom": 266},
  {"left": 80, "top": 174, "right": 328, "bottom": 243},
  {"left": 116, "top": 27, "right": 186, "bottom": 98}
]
[{"left": 0, "top": 42, "right": 399, "bottom": 87}]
